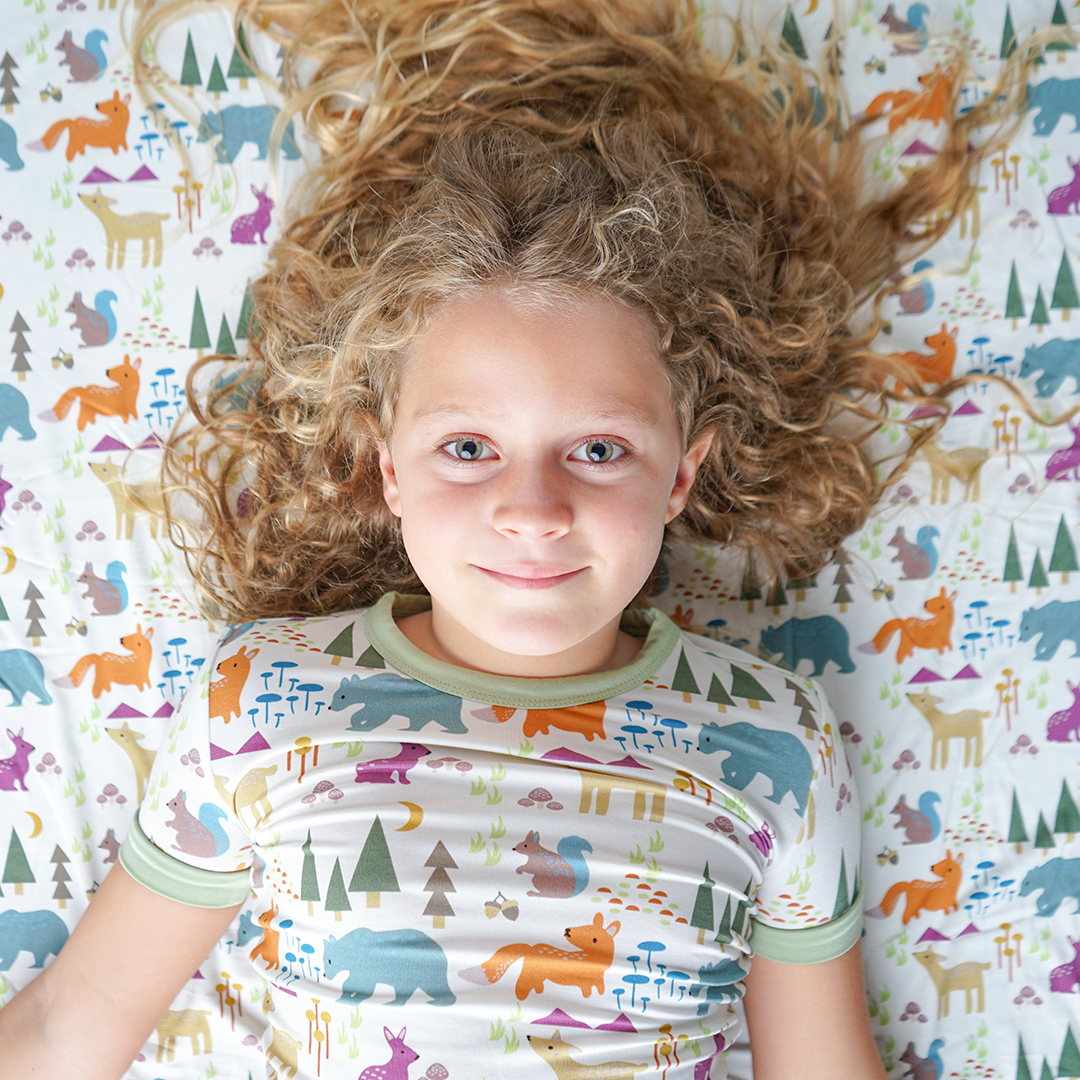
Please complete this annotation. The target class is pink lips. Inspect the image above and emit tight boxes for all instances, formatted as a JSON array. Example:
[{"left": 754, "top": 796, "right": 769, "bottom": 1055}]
[{"left": 476, "top": 565, "right": 585, "bottom": 589}]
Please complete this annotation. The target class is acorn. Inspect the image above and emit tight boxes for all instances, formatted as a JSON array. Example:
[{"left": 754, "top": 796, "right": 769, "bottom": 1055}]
[
  {"left": 500, "top": 899, "right": 520, "bottom": 921},
  {"left": 484, "top": 900, "right": 501, "bottom": 919}
]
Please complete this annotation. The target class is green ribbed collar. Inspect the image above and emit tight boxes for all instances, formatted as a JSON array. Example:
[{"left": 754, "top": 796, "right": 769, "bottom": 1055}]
[{"left": 364, "top": 592, "right": 680, "bottom": 709}]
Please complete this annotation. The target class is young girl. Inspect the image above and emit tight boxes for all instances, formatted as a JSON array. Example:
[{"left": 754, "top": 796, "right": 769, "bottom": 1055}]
[{"left": 0, "top": 1, "right": 1018, "bottom": 1077}]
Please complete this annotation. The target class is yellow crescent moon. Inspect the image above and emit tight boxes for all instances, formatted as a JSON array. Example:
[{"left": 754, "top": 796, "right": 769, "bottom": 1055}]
[
  {"left": 805, "top": 0, "right": 818, "bottom": 11},
  {"left": 1, "top": 548, "right": 14, "bottom": 575},
  {"left": 397, "top": 801, "right": 423, "bottom": 831},
  {"left": 26, "top": 811, "right": 42, "bottom": 838}
]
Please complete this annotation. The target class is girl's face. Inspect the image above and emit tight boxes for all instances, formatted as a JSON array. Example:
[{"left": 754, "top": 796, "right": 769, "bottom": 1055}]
[{"left": 379, "top": 289, "right": 712, "bottom": 678}]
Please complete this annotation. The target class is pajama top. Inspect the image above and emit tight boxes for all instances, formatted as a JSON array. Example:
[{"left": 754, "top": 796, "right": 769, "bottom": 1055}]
[{"left": 120, "top": 592, "right": 862, "bottom": 1079}]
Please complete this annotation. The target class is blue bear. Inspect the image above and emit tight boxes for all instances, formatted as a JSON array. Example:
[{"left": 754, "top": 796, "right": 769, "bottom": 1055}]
[
  {"left": 331, "top": 671, "right": 467, "bottom": 734},
  {"left": 1020, "top": 857, "right": 1080, "bottom": 916},
  {"left": 1018, "top": 338, "right": 1080, "bottom": 397},
  {"left": 0, "top": 385, "right": 35, "bottom": 441},
  {"left": 0, "top": 649, "right": 52, "bottom": 706},
  {"left": 196, "top": 104, "right": 301, "bottom": 163},
  {"left": 0, "top": 910, "right": 68, "bottom": 969},
  {"left": 0, "top": 118, "right": 23, "bottom": 171},
  {"left": 759, "top": 616, "right": 855, "bottom": 676},
  {"left": 1019, "top": 600, "right": 1080, "bottom": 660},
  {"left": 1027, "top": 78, "right": 1080, "bottom": 136},
  {"left": 323, "top": 926, "right": 456, "bottom": 1006},
  {"left": 698, "top": 720, "right": 813, "bottom": 816},
  {"left": 688, "top": 957, "right": 748, "bottom": 1014}
]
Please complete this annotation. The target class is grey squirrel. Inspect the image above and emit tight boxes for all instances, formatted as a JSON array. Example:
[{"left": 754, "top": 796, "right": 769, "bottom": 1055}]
[
  {"left": 66, "top": 290, "right": 117, "bottom": 347},
  {"left": 890, "top": 793, "right": 941, "bottom": 845},
  {"left": 78, "top": 561, "right": 127, "bottom": 616},
  {"left": 513, "top": 831, "right": 592, "bottom": 898}
]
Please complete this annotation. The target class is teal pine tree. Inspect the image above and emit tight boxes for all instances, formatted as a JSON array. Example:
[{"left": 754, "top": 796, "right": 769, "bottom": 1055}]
[
  {"left": 1048, "top": 0, "right": 1075, "bottom": 61},
  {"left": 2, "top": 828, "right": 34, "bottom": 894},
  {"left": 324, "top": 857, "right": 351, "bottom": 920},
  {"left": 691, "top": 863, "right": 715, "bottom": 944},
  {"left": 189, "top": 289, "right": 211, "bottom": 355},
  {"left": 1001, "top": 6, "right": 1017, "bottom": 59},
  {"left": 180, "top": 31, "right": 201, "bottom": 92},
  {"left": 1053, "top": 251, "right": 1080, "bottom": 320},
  {"left": 206, "top": 56, "right": 227, "bottom": 98},
  {"left": 1055, "top": 780, "right": 1080, "bottom": 843},
  {"left": 1017, "top": 1034, "right": 1034, "bottom": 1080},
  {"left": 740, "top": 552, "right": 762, "bottom": 612},
  {"left": 765, "top": 576, "right": 788, "bottom": 614},
  {"left": 1050, "top": 515, "right": 1078, "bottom": 583},
  {"left": 1031, "top": 284, "right": 1050, "bottom": 332},
  {"left": 1006, "top": 259, "right": 1025, "bottom": 330},
  {"left": 1003, "top": 525, "right": 1023, "bottom": 593},
  {"left": 236, "top": 282, "right": 256, "bottom": 341},
  {"left": 1029, "top": 549, "right": 1049, "bottom": 594},
  {"left": 1040, "top": 1059, "right": 1055, "bottom": 1080},
  {"left": 781, "top": 7, "right": 808, "bottom": 59},
  {"left": 300, "top": 830, "right": 320, "bottom": 915},
  {"left": 216, "top": 313, "right": 237, "bottom": 356},
  {"left": 706, "top": 673, "right": 734, "bottom": 713},
  {"left": 714, "top": 894, "right": 733, "bottom": 944},
  {"left": 1059, "top": 1025, "right": 1080, "bottom": 1078},
  {"left": 672, "top": 648, "right": 701, "bottom": 701},
  {"left": 0, "top": 593, "right": 8, "bottom": 621},
  {"left": 1034, "top": 811, "right": 1055, "bottom": 853},
  {"left": 732, "top": 880, "right": 753, "bottom": 938},
  {"left": 729, "top": 665, "right": 775, "bottom": 710},
  {"left": 1009, "top": 789, "right": 1028, "bottom": 852},
  {"left": 831, "top": 852, "right": 850, "bottom": 920},
  {"left": 228, "top": 23, "right": 255, "bottom": 88},
  {"left": 348, "top": 816, "right": 400, "bottom": 907},
  {"left": 324, "top": 622, "right": 355, "bottom": 664}
]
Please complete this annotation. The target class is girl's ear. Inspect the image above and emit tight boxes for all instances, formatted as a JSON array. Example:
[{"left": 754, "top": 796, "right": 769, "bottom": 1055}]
[
  {"left": 378, "top": 441, "right": 402, "bottom": 518},
  {"left": 665, "top": 430, "right": 715, "bottom": 524}
]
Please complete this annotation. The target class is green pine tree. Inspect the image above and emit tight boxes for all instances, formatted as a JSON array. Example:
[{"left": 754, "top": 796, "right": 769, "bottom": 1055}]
[
  {"left": 323, "top": 622, "right": 355, "bottom": 664},
  {"left": 1059, "top": 1025, "right": 1080, "bottom": 1078},
  {"left": 690, "top": 863, "right": 715, "bottom": 944},
  {"left": 831, "top": 852, "right": 850, "bottom": 920},
  {"left": 781, "top": 7, "right": 808, "bottom": 59},
  {"left": 765, "top": 577, "right": 788, "bottom": 612},
  {"left": 1031, "top": 284, "right": 1050, "bottom": 331},
  {"left": 672, "top": 648, "right": 701, "bottom": 700},
  {"left": 1029, "top": 549, "right": 1049, "bottom": 593},
  {"left": 1055, "top": 780, "right": 1080, "bottom": 842},
  {"left": 180, "top": 31, "right": 201, "bottom": 91},
  {"left": 1017, "top": 1034, "right": 1034, "bottom": 1080},
  {"left": 1003, "top": 525, "right": 1024, "bottom": 592},
  {"left": 1040, "top": 1059, "right": 1055, "bottom": 1080},
  {"left": 228, "top": 23, "right": 256, "bottom": 86},
  {"left": 1050, "top": 515, "right": 1079, "bottom": 583},
  {"left": 236, "top": 282, "right": 256, "bottom": 340},
  {"left": 1008, "top": 789, "right": 1028, "bottom": 852},
  {"left": 348, "top": 816, "right": 400, "bottom": 907},
  {"left": 2, "top": 829, "right": 34, "bottom": 893},
  {"left": 740, "top": 551, "right": 762, "bottom": 610},
  {"left": 1053, "top": 251, "right": 1080, "bottom": 320},
  {"left": 1006, "top": 259, "right": 1025, "bottom": 329},
  {"left": 357, "top": 644, "right": 385, "bottom": 668},
  {"left": 216, "top": 313, "right": 237, "bottom": 356},
  {"left": 324, "top": 857, "right": 351, "bottom": 920},
  {"left": 1034, "top": 811, "right": 1056, "bottom": 852},
  {"left": 714, "top": 895, "right": 733, "bottom": 944},
  {"left": 206, "top": 56, "right": 227, "bottom": 97},
  {"left": 706, "top": 673, "right": 735, "bottom": 712},
  {"left": 300, "top": 830, "right": 320, "bottom": 914},
  {"left": 1001, "top": 6, "right": 1017, "bottom": 60},
  {"left": 729, "top": 665, "right": 776, "bottom": 709},
  {"left": 189, "top": 288, "right": 211, "bottom": 354},
  {"left": 1048, "top": 0, "right": 1075, "bottom": 60}
]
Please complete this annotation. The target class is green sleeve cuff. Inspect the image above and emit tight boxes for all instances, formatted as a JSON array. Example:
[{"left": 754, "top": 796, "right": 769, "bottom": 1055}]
[
  {"left": 119, "top": 816, "right": 253, "bottom": 909},
  {"left": 749, "top": 883, "right": 864, "bottom": 965}
]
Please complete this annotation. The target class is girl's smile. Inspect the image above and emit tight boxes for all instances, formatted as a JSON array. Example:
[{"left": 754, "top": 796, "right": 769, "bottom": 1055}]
[{"left": 378, "top": 288, "right": 712, "bottom": 678}]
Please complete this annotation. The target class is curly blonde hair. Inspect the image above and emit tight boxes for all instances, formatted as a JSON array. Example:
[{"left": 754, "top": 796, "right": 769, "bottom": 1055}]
[{"left": 146, "top": 0, "right": 1022, "bottom": 620}]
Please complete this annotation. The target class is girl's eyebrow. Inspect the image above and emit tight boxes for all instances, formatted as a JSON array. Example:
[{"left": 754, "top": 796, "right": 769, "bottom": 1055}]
[{"left": 409, "top": 403, "right": 664, "bottom": 428}]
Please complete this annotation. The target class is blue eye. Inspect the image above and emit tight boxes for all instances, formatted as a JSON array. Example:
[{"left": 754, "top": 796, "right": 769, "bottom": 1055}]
[{"left": 572, "top": 440, "right": 624, "bottom": 465}]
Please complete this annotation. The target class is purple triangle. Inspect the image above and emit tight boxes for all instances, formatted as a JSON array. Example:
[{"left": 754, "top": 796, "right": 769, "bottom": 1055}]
[
  {"left": 192, "top": 969, "right": 204, "bottom": 979},
  {"left": 957, "top": 922, "right": 981, "bottom": 937},
  {"left": 532, "top": 1008, "right": 590, "bottom": 1029},
  {"left": 209, "top": 742, "right": 233, "bottom": 760},
  {"left": 126, "top": 165, "right": 158, "bottom": 181},
  {"left": 81, "top": 166, "right": 121, "bottom": 183},
  {"left": 541, "top": 747, "right": 601, "bottom": 764},
  {"left": 954, "top": 400, "right": 983, "bottom": 416},
  {"left": 907, "top": 405, "right": 946, "bottom": 421},
  {"left": 152, "top": 701, "right": 175, "bottom": 718},
  {"left": 237, "top": 732, "right": 272, "bottom": 754},
  {"left": 902, "top": 139, "right": 937, "bottom": 156},
  {"left": 908, "top": 668, "right": 943, "bottom": 683},
  {"left": 951, "top": 665, "right": 981, "bottom": 680},
  {"left": 606, "top": 755, "right": 651, "bottom": 770},
  {"left": 91, "top": 435, "right": 131, "bottom": 452},
  {"left": 915, "top": 927, "right": 950, "bottom": 943},
  {"left": 107, "top": 702, "right": 146, "bottom": 718},
  {"left": 595, "top": 1013, "right": 637, "bottom": 1032},
  {"left": 137, "top": 432, "right": 166, "bottom": 450}
]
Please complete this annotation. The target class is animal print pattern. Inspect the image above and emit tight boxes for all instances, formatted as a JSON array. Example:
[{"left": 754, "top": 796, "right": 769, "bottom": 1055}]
[{"left": 0, "top": 1, "right": 1079, "bottom": 1078}]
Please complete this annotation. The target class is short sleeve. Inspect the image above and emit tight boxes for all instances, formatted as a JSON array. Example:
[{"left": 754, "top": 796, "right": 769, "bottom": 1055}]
[
  {"left": 118, "top": 657, "right": 256, "bottom": 907},
  {"left": 748, "top": 689, "right": 863, "bottom": 965}
]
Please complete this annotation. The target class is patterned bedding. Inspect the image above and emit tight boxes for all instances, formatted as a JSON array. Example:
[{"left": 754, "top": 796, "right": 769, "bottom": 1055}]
[{"left": 1, "top": 0, "right": 1078, "bottom": 1077}]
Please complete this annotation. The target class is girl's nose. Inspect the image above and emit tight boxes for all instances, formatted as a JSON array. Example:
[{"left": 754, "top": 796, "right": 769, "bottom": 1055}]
[{"left": 490, "top": 459, "right": 573, "bottom": 540}]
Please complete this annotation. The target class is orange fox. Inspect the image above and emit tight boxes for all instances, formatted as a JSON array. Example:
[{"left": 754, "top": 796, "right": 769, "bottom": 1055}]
[
  {"left": 55, "top": 625, "right": 154, "bottom": 698},
  {"left": 865, "top": 64, "right": 955, "bottom": 132},
  {"left": 862, "top": 587, "right": 955, "bottom": 663},
  {"left": 461, "top": 913, "right": 619, "bottom": 1000},
  {"left": 890, "top": 324, "right": 958, "bottom": 388},
  {"left": 40, "top": 354, "right": 141, "bottom": 431},
  {"left": 523, "top": 700, "right": 607, "bottom": 741},
  {"left": 250, "top": 901, "right": 280, "bottom": 970},
  {"left": 35, "top": 89, "right": 130, "bottom": 161},
  {"left": 866, "top": 850, "right": 964, "bottom": 924},
  {"left": 209, "top": 645, "right": 259, "bottom": 724}
]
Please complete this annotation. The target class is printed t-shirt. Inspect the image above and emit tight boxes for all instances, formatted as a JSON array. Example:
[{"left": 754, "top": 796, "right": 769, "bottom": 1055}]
[{"left": 121, "top": 592, "right": 862, "bottom": 1079}]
